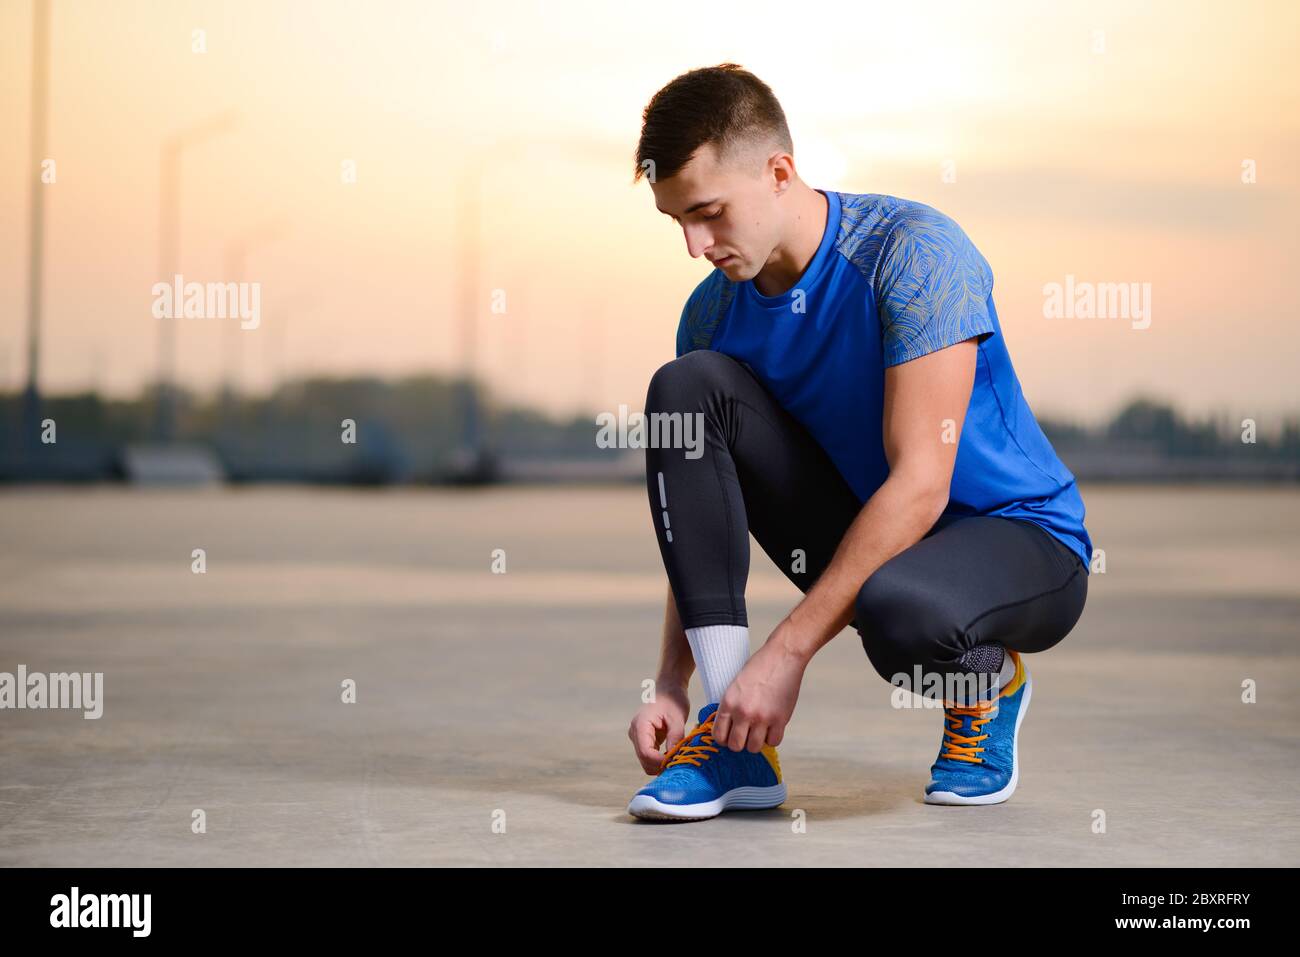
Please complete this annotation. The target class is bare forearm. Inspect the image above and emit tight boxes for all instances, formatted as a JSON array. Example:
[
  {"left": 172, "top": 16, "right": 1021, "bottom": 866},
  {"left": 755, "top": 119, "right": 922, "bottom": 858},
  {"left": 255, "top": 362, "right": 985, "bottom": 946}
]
[
  {"left": 777, "top": 476, "right": 946, "bottom": 662},
  {"left": 656, "top": 583, "right": 694, "bottom": 691}
]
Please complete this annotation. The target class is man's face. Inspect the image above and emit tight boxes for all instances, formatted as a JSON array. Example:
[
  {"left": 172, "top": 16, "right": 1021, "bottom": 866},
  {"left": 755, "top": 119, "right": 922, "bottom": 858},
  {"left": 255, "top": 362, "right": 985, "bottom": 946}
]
[{"left": 650, "top": 141, "right": 783, "bottom": 280}]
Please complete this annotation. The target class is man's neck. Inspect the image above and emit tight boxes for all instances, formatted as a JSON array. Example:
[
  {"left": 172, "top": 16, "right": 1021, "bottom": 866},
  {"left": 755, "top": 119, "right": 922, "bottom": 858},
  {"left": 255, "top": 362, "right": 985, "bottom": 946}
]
[{"left": 752, "top": 184, "right": 829, "bottom": 298}]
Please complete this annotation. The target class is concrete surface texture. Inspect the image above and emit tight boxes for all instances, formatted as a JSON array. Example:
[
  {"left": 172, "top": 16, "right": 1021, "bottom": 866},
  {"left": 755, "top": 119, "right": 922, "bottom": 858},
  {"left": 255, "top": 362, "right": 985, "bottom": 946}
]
[{"left": 0, "top": 483, "right": 1297, "bottom": 866}]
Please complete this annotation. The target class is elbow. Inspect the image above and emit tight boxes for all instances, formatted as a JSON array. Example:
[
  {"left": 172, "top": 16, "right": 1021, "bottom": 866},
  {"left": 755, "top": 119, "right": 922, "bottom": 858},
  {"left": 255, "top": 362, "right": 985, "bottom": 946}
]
[
  {"left": 886, "top": 464, "right": 952, "bottom": 525},
  {"left": 902, "top": 476, "right": 950, "bottom": 525},
  {"left": 921, "top": 487, "right": 950, "bottom": 526}
]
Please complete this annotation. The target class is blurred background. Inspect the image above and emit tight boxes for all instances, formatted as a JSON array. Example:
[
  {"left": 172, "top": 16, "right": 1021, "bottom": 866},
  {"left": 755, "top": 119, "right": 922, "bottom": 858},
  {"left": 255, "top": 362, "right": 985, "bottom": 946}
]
[
  {"left": 2, "top": 0, "right": 1297, "bottom": 483},
  {"left": 1, "top": 0, "right": 1298, "bottom": 866}
]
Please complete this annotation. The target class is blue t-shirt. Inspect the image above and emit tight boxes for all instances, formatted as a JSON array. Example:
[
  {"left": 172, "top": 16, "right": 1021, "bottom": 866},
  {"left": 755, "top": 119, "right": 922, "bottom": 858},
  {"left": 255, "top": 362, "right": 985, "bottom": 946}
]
[{"left": 676, "top": 188, "right": 1092, "bottom": 573}]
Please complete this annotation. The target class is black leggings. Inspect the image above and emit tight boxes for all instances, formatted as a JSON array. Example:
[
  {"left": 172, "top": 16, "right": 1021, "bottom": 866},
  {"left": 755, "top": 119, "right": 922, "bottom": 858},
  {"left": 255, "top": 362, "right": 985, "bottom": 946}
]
[{"left": 643, "top": 349, "right": 1088, "bottom": 685}]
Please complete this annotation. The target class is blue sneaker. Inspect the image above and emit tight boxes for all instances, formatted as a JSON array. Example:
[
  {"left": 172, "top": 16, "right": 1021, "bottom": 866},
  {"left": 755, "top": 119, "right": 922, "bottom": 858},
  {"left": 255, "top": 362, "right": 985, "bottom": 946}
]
[
  {"left": 627, "top": 702, "right": 786, "bottom": 821},
  {"left": 924, "top": 649, "right": 1033, "bottom": 805}
]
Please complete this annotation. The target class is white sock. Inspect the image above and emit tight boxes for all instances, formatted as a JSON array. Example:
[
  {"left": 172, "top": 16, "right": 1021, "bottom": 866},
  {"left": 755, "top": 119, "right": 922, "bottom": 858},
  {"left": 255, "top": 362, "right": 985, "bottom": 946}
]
[{"left": 684, "top": 624, "right": 750, "bottom": 705}]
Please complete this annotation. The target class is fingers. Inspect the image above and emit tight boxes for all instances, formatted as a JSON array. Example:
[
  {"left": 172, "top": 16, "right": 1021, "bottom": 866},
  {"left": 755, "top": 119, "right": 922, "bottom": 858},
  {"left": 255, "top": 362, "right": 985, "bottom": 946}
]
[
  {"left": 716, "top": 706, "right": 780, "bottom": 752},
  {"left": 712, "top": 709, "right": 734, "bottom": 749},
  {"left": 630, "top": 715, "right": 665, "bottom": 775},
  {"left": 716, "top": 709, "right": 753, "bottom": 752},
  {"left": 664, "top": 718, "right": 685, "bottom": 755}
]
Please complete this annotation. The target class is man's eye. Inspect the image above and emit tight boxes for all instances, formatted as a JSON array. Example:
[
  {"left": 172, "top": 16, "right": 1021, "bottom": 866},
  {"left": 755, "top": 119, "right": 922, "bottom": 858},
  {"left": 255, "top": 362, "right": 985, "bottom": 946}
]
[{"left": 704, "top": 209, "right": 723, "bottom": 220}]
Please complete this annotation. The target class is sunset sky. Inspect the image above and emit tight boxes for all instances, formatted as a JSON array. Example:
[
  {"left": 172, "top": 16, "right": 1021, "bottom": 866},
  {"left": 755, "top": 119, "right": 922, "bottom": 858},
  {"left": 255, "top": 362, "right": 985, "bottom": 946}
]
[{"left": 1, "top": 0, "right": 1297, "bottom": 429}]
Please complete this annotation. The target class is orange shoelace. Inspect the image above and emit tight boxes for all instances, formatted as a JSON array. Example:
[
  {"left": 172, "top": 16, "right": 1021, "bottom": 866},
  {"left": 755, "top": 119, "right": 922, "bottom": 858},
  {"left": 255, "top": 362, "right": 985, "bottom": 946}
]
[
  {"left": 660, "top": 714, "right": 720, "bottom": 770},
  {"left": 939, "top": 699, "right": 996, "bottom": 764}
]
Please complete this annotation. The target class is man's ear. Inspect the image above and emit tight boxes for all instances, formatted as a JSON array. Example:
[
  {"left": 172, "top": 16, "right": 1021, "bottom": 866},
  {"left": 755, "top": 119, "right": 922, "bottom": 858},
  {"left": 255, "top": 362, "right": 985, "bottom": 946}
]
[{"left": 770, "top": 152, "right": 794, "bottom": 190}]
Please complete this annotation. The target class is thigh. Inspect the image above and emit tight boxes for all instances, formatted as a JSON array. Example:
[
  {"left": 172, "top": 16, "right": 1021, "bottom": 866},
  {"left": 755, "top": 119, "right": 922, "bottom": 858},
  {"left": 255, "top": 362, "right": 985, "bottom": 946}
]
[{"left": 867, "top": 515, "right": 1088, "bottom": 654}]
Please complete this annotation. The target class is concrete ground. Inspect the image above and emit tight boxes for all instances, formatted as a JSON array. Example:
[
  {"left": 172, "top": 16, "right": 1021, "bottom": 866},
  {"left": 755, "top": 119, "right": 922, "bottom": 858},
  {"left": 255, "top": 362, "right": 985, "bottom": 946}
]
[{"left": 1, "top": 483, "right": 1297, "bottom": 866}]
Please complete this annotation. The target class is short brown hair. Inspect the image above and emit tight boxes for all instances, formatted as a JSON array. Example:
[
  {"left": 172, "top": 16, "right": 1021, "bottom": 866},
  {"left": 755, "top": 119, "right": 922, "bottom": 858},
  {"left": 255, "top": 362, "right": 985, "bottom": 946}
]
[{"left": 633, "top": 63, "right": 793, "bottom": 185}]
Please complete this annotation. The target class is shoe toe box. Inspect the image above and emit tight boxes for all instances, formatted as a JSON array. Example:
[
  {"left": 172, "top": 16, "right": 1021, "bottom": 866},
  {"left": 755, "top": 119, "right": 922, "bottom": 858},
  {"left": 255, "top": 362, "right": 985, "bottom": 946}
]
[{"left": 635, "top": 768, "right": 716, "bottom": 805}]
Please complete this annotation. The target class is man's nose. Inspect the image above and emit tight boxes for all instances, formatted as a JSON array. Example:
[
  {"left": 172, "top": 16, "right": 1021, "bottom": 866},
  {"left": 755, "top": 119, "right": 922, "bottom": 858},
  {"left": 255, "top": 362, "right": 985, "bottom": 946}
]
[{"left": 683, "top": 223, "right": 714, "bottom": 259}]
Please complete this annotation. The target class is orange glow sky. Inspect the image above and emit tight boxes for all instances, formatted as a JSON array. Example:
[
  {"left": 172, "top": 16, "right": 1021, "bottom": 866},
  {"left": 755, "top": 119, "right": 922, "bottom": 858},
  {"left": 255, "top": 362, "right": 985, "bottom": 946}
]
[{"left": 2, "top": 0, "right": 1297, "bottom": 427}]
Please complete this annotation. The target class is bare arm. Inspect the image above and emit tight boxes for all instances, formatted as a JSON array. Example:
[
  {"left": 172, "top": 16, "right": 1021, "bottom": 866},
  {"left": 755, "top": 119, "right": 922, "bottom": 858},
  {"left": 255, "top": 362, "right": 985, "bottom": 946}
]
[
  {"left": 710, "top": 338, "right": 984, "bottom": 754},
  {"left": 656, "top": 583, "right": 694, "bottom": 693},
  {"left": 628, "top": 584, "right": 696, "bottom": 774},
  {"left": 771, "top": 337, "right": 981, "bottom": 664}
]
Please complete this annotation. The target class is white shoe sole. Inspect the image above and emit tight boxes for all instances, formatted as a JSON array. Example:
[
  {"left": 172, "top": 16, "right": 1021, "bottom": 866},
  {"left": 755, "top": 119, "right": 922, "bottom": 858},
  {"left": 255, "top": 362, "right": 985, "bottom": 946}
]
[
  {"left": 924, "top": 671, "right": 1033, "bottom": 806},
  {"left": 627, "top": 783, "right": 788, "bottom": 821}
]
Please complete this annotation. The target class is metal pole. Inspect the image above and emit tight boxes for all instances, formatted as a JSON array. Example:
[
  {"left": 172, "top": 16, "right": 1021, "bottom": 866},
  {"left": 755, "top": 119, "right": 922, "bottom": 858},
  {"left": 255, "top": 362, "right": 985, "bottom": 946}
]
[
  {"left": 221, "top": 222, "right": 283, "bottom": 410},
  {"left": 22, "top": 0, "right": 51, "bottom": 458},
  {"left": 156, "top": 141, "right": 180, "bottom": 440},
  {"left": 219, "top": 241, "right": 244, "bottom": 427},
  {"left": 153, "top": 110, "right": 239, "bottom": 442},
  {"left": 458, "top": 165, "right": 482, "bottom": 464}
]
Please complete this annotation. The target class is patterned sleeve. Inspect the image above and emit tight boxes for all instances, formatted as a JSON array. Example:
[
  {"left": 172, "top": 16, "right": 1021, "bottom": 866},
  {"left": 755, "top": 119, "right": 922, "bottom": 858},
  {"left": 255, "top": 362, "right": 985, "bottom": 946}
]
[
  {"left": 876, "top": 205, "right": 996, "bottom": 367},
  {"left": 675, "top": 271, "right": 734, "bottom": 358},
  {"left": 675, "top": 288, "right": 697, "bottom": 358}
]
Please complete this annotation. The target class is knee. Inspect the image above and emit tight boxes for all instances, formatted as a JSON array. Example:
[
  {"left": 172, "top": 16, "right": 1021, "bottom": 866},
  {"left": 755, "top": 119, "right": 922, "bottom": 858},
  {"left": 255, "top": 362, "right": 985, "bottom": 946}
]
[
  {"left": 646, "top": 349, "right": 741, "bottom": 413},
  {"left": 854, "top": 566, "right": 955, "bottom": 683}
]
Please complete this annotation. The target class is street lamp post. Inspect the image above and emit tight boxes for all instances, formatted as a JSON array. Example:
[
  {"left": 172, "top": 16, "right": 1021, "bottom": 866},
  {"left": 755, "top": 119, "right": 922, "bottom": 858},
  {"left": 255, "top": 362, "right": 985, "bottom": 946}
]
[
  {"left": 220, "top": 223, "right": 285, "bottom": 413},
  {"left": 21, "top": 0, "right": 51, "bottom": 465},
  {"left": 450, "top": 133, "right": 626, "bottom": 483},
  {"left": 154, "top": 110, "right": 240, "bottom": 442}
]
